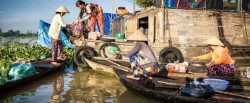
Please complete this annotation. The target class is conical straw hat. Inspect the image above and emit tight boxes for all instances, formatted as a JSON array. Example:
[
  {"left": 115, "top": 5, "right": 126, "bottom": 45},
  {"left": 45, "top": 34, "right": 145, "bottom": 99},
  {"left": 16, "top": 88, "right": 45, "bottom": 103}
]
[
  {"left": 203, "top": 36, "right": 224, "bottom": 46},
  {"left": 55, "top": 5, "right": 70, "bottom": 13},
  {"left": 127, "top": 30, "right": 149, "bottom": 41}
]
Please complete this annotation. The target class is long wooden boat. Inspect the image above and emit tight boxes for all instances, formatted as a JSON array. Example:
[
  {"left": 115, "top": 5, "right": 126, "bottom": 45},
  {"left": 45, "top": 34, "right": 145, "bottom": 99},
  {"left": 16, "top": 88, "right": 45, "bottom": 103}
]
[
  {"left": 85, "top": 57, "right": 250, "bottom": 90},
  {"left": 84, "top": 57, "right": 115, "bottom": 76},
  {"left": 0, "top": 58, "right": 65, "bottom": 92},
  {"left": 112, "top": 68, "right": 250, "bottom": 103}
]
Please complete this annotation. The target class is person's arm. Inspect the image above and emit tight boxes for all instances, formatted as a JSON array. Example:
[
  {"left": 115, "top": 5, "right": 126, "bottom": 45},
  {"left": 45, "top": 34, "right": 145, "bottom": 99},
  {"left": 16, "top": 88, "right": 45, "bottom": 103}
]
[
  {"left": 121, "top": 43, "right": 141, "bottom": 57},
  {"left": 80, "top": 5, "right": 91, "bottom": 22},
  {"left": 58, "top": 15, "right": 66, "bottom": 27},
  {"left": 194, "top": 52, "right": 212, "bottom": 60}
]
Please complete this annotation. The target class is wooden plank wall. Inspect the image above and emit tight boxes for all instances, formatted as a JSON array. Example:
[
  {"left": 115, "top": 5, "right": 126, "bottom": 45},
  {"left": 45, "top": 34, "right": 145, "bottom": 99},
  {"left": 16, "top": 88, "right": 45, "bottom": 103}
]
[{"left": 124, "top": 8, "right": 250, "bottom": 60}]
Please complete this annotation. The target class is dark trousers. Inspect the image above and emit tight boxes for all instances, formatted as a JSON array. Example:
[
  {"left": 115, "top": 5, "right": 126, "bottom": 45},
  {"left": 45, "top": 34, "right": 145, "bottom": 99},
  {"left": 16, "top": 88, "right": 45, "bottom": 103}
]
[{"left": 50, "top": 37, "right": 63, "bottom": 61}]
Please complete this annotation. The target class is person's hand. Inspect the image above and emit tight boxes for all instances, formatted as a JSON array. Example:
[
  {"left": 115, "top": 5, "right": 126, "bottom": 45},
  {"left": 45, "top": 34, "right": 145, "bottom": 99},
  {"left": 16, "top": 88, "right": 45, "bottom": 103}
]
[
  {"left": 191, "top": 57, "right": 198, "bottom": 60},
  {"left": 205, "top": 61, "right": 214, "bottom": 67},
  {"left": 113, "top": 51, "right": 120, "bottom": 55},
  {"left": 66, "top": 24, "right": 72, "bottom": 28}
]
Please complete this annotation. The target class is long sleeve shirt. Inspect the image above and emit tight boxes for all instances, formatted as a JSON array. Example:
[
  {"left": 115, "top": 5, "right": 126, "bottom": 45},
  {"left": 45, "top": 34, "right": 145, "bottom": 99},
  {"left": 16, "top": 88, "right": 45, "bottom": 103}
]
[
  {"left": 196, "top": 46, "right": 235, "bottom": 65},
  {"left": 121, "top": 42, "right": 158, "bottom": 66},
  {"left": 48, "top": 14, "right": 66, "bottom": 40}
]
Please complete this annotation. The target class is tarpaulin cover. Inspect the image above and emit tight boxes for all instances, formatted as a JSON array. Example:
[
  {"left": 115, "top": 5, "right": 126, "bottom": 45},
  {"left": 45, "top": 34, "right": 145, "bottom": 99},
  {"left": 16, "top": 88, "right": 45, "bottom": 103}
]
[
  {"left": 37, "top": 20, "right": 74, "bottom": 48},
  {"left": 8, "top": 63, "right": 36, "bottom": 80},
  {"left": 95, "top": 13, "right": 120, "bottom": 36}
]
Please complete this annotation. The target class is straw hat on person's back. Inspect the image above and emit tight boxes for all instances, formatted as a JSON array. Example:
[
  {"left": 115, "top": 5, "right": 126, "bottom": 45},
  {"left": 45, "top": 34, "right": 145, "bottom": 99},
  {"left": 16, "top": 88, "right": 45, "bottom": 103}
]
[
  {"left": 127, "top": 30, "right": 149, "bottom": 41},
  {"left": 203, "top": 36, "right": 224, "bottom": 46},
  {"left": 55, "top": 5, "right": 70, "bottom": 13}
]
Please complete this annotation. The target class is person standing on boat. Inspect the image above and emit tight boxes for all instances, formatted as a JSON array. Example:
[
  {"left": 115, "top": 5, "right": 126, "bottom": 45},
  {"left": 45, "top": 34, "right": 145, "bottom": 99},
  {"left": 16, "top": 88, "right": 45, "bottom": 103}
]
[
  {"left": 48, "top": 5, "right": 69, "bottom": 63},
  {"left": 192, "top": 36, "right": 236, "bottom": 76},
  {"left": 76, "top": 0, "right": 104, "bottom": 36},
  {"left": 115, "top": 30, "right": 160, "bottom": 80}
]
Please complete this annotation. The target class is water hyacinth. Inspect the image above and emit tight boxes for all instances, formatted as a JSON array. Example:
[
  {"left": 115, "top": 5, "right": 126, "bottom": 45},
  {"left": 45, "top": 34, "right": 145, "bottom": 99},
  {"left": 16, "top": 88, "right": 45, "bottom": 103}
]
[{"left": 0, "top": 42, "right": 74, "bottom": 79}]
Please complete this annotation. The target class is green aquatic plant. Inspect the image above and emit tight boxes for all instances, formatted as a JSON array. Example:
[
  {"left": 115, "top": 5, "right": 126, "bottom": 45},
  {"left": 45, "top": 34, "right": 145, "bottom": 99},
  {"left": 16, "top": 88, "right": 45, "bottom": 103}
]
[{"left": 0, "top": 42, "right": 74, "bottom": 78}]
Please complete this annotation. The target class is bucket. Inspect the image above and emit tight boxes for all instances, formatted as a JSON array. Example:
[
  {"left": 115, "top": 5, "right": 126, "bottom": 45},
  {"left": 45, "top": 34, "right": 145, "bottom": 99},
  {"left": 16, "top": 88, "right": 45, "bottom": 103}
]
[
  {"left": 203, "top": 78, "right": 229, "bottom": 91},
  {"left": 165, "top": 0, "right": 175, "bottom": 8},
  {"left": 108, "top": 46, "right": 120, "bottom": 54},
  {"left": 115, "top": 33, "right": 125, "bottom": 40}
]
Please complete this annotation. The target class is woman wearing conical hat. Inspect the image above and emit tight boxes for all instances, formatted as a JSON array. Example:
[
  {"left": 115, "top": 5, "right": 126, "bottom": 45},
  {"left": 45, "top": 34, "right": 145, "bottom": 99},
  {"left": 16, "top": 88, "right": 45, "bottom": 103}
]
[
  {"left": 192, "top": 36, "right": 236, "bottom": 76},
  {"left": 115, "top": 30, "right": 160, "bottom": 80},
  {"left": 48, "top": 5, "right": 70, "bottom": 63}
]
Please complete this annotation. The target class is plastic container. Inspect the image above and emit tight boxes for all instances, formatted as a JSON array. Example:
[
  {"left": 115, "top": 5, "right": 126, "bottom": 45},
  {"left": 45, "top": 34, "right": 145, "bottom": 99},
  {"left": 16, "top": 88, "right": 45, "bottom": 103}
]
[
  {"left": 108, "top": 46, "right": 120, "bottom": 54},
  {"left": 115, "top": 33, "right": 125, "bottom": 40},
  {"left": 203, "top": 78, "right": 229, "bottom": 91},
  {"left": 165, "top": 0, "right": 175, "bottom": 8}
]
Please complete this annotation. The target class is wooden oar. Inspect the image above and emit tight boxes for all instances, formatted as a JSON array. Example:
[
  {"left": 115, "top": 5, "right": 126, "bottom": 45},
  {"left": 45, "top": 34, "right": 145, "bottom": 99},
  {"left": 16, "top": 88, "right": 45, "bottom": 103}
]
[
  {"left": 94, "top": 57, "right": 131, "bottom": 72},
  {"left": 215, "top": 90, "right": 250, "bottom": 99},
  {"left": 110, "top": 65, "right": 130, "bottom": 72}
]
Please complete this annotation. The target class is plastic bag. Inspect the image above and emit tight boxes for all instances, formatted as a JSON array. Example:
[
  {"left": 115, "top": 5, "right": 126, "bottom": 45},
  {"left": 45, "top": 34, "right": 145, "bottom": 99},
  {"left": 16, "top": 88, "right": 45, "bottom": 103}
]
[
  {"left": 8, "top": 63, "right": 36, "bottom": 80},
  {"left": 71, "top": 22, "right": 83, "bottom": 37},
  {"left": 166, "top": 62, "right": 189, "bottom": 73},
  {"left": 181, "top": 81, "right": 214, "bottom": 98}
]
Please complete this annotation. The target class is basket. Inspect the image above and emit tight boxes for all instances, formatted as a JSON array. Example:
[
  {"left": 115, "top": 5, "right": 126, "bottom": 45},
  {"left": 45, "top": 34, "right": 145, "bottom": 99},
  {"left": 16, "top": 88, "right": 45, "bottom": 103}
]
[{"left": 203, "top": 78, "right": 229, "bottom": 91}]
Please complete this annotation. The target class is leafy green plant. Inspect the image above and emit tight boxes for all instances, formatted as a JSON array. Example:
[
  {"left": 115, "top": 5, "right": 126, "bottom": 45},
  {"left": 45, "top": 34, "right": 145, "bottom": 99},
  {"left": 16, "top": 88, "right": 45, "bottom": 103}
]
[{"left": 0, "top": 42, "right": 74, "bottom": 78}]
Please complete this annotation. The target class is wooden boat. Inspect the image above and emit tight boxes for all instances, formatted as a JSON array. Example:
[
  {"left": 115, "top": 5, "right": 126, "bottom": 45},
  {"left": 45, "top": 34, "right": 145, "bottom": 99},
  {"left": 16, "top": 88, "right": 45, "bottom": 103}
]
[
  {"left": 85, "top": 57, "right": 250, "bottom": 90},
  {"left": 84, "top": 57, "right": 115, "bottom": 76},
  {"left": 0, "top": 58, "right": 65, "bottom": 92},
  {"left": 112, "top": 68, "right": 250, "bottom": 103}
]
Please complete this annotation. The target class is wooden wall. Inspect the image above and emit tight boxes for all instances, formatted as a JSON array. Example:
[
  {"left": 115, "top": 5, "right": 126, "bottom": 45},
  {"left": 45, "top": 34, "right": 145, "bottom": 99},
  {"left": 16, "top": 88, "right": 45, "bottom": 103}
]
[{"left": 124, "top": 8, "right": 250, "bottom": 60}]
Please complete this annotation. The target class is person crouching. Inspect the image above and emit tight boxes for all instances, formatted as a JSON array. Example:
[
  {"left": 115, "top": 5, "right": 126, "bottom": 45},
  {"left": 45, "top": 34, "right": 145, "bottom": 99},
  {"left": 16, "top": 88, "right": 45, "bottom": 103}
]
[{"left": 115, "top": 30, "right": 160, "bottom": 80}]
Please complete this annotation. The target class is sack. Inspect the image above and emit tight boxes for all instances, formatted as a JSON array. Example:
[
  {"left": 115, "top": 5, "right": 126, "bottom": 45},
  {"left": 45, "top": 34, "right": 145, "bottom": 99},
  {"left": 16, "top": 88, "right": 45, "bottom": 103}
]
[
  {"left": 88, "top": 32, "right": 101, "bottom": 40},
  {"left": 166, "top": 62, "right": 189, "bottom": 73},
  {"left": 71, "top": 22, "right": 84, "bottom": 37},
  {"left": 8, "top": 63, "right": 36, "bottom": 80},
  {"left": 181, "top": 82, "right": 214, "bottom": 98}
]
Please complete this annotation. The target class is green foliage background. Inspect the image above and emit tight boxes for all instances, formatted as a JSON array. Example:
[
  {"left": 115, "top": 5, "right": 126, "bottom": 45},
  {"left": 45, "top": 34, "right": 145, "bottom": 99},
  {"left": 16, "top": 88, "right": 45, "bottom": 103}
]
[{"left": 136, "top": 0, "right": 154, "bottom": 9}]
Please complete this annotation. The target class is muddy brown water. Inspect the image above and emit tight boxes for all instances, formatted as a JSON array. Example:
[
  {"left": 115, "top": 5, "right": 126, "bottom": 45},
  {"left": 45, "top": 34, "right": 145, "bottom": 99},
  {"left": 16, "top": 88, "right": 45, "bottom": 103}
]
[{"left": 0, "top": 64, "right": 158, "bottom": 103}]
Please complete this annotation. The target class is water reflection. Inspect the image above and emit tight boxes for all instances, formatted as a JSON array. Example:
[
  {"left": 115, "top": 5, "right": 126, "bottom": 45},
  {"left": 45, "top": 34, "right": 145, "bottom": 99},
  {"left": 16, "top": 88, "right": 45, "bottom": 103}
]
[
  {"left": 0, "top": 63, "right": 159, "bottom": 103},
  {"left": 50, "top": 75, "right": 64, "bottom": 103},
  {"left": 0, "top": 37, "right": 37, "bottom": 46}
]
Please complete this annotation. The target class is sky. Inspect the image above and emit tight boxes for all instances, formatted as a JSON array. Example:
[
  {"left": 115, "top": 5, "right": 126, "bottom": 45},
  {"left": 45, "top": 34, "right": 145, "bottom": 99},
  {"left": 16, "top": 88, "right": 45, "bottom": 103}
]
[{"left": 0, "top": 0, "right": 140, "bottom": 33}]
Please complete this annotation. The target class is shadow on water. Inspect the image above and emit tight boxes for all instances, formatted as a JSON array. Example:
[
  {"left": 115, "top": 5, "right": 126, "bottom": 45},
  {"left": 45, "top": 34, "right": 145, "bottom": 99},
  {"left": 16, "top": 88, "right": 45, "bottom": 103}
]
[{"left": 0, "top": 63, "right": 159, "bottom": 103}]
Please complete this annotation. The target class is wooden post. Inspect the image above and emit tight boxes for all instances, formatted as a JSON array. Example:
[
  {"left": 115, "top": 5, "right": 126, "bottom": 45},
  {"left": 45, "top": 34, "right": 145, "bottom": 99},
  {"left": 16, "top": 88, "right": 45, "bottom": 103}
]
[{"left": 160, "top": 0, "right": 165, "bottom": 43}]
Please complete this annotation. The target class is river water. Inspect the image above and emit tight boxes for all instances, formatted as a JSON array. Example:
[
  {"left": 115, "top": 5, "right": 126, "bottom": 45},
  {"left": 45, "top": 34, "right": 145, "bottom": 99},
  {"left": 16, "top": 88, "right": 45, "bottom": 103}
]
[
  {"left": 0, "top": 64, "right": 158, "bottom": 103},
  {"left": 0, "top": 38, "right": 158, "bottom": 103}
]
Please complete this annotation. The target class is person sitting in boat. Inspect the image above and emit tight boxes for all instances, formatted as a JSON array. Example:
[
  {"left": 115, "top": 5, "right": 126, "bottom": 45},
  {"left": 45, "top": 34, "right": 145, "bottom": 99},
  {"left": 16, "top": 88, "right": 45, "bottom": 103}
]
[
  {"left": 192, "top": 36, "right": 236, "bottom": 76},
  {"left": 115, "top": 30, "right": 160, "bottom": 80}
]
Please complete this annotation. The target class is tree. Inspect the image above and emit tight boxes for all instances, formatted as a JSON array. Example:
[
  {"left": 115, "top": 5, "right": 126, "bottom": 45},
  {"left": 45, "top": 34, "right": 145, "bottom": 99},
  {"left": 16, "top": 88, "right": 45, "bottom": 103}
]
[
  {"left": 136, "top": 0, "right": 154, "bottom": 9},
  {"left": 14, "top": 30, "right": 20, "bottom": 36},
  {"left": 0, "top": 27, "right": 2, "bottom": 36},
  {"left": 8, "top": 30, "right": 14, "bottom": 36}
]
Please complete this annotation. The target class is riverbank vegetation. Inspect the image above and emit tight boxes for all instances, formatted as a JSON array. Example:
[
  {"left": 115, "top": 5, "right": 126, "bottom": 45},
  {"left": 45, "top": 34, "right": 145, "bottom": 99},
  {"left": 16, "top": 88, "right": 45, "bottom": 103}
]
[
  {"left": 0, "top": 28, "right": 37, "bottom": 37},
  {"left": 0, "top": 42, "right": 74, "bottom": 79}
]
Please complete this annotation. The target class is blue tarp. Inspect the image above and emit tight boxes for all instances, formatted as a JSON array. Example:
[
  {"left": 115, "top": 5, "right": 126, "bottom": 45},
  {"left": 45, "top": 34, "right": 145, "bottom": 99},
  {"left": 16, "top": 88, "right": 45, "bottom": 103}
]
[
  {"left": 95, "top": 13, "right": 120, "bottom": 36},
  {"left": 37, "top": 20, "right": 74, "bottom": 49},
  {"left": 38, "top": 13, "right": 120, "bottom": 47}
]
